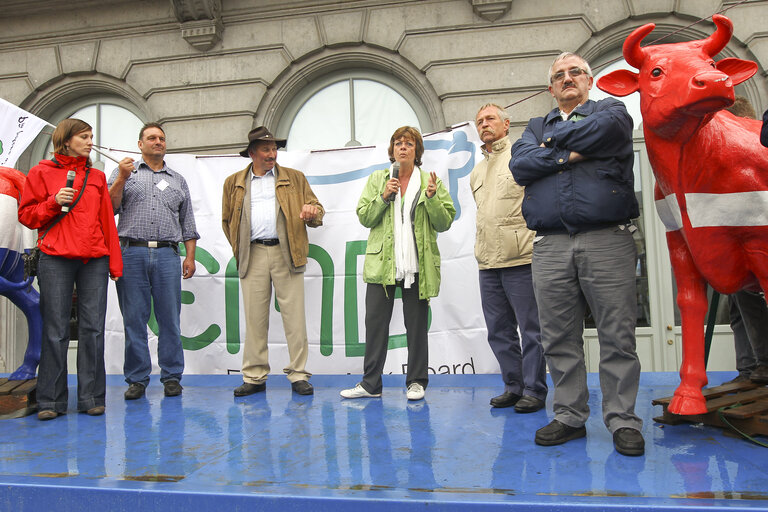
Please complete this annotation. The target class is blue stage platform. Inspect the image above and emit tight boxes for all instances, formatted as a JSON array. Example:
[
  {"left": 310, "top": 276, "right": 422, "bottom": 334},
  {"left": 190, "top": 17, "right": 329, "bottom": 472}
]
[{"left": 0, "top": 372, "right": 766, "bottom": 511}]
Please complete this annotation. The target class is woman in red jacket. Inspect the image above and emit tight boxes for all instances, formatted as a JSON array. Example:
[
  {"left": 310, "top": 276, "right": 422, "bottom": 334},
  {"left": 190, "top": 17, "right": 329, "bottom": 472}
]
[{"left": 18, "top": 118, "right": 122, "bottom": 421}]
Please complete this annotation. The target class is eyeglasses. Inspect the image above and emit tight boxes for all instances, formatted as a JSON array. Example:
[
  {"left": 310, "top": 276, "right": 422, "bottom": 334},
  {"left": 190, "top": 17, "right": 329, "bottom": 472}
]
[{"left": 550, "top": 67, "right": 588, "bottom": 83}]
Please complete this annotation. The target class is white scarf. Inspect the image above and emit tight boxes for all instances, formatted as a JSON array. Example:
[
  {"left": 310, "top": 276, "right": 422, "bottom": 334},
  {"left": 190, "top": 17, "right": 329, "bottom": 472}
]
[{"left": 393, "top": 166, "right": 420, "bottom": 288}]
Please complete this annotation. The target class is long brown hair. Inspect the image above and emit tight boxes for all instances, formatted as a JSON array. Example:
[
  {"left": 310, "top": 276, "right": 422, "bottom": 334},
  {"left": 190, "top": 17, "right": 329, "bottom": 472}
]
[{"left": 52, "top": 118, "right": 93, "bottom": 166}]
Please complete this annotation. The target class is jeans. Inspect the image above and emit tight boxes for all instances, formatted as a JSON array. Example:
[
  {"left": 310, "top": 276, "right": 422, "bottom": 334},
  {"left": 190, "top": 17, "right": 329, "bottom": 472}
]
[
  {"left": 116, "top": 245, "right": 183, "bottom": 387},
  {"left": 37, "top": 253, "right": 109, "bottom": 413}
]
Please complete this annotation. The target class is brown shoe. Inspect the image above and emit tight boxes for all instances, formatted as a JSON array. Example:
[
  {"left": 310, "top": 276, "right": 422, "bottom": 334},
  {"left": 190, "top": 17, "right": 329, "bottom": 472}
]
[
  {"left": 37, "top": 410, "right": 58, "bottom": 421},
  {"left": 86, "top": 406, "right": 105, "bottom": 416}
]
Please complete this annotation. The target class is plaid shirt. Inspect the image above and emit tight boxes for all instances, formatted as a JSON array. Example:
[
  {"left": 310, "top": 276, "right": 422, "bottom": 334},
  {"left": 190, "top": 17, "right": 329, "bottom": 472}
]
[{"left": 108, "top": 159, "right": 199, "bottom": 243}]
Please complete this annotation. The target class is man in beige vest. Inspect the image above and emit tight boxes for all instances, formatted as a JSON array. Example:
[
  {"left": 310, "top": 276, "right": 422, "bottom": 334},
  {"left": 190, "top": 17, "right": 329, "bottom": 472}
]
[
  {"left": 471, "top": 104, "right": 547, "bottom": 412},
  {"left": 222, "top": 126, "right": 324, "bottom": 397}
]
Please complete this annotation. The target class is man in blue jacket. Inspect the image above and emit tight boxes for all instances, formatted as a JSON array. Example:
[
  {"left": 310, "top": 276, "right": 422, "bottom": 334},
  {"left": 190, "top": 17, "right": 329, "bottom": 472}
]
[{"left": 510, "top": 52, "right": 644, "bottom": 456}]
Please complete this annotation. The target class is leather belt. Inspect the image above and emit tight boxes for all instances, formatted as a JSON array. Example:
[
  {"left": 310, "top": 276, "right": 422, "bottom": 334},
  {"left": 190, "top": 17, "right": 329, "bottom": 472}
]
[
  {"left": 251, "top": 238, "right": 279, "bottom": 246},
  {"left": 122, "top": 239, "right": 176, "bottom": 249}
]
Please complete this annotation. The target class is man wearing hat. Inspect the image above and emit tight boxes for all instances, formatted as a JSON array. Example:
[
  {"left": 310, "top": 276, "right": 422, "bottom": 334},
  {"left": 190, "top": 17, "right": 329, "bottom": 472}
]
[{"left": 222, "top": 126, "right": 324, "bottom": 396}]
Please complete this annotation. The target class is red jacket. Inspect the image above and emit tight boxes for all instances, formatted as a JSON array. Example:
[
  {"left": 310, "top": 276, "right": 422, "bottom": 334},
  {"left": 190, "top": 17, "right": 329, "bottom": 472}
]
[{"left": 18, "top": 154, "right": 122, "bottom": 277}]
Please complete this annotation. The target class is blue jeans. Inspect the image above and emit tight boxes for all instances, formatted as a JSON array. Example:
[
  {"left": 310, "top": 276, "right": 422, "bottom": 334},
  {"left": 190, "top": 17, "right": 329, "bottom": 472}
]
[
  {"left": 37, "top": 253, "right": 109, "bottom": 413},
  {"left": 116, "top": 245, "right": 183, "bottom": 387},
  {"left": 479, "top": 264, "right": 547, "bottom": 400}
]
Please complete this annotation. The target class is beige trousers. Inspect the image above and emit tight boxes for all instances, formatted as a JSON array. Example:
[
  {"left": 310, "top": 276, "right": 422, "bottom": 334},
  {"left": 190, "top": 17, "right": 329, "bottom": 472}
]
[{"left": 239, "top": 242, "right": 310, "bottom": 384}]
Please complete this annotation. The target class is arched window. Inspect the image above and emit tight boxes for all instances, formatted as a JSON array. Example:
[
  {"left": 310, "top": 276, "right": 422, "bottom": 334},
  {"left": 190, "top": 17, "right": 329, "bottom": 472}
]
[
  {"left": 33, "top": 97, "right": 145, "bottom": 170},
  {"left": 278, "top": 69, "right": 431, "bottom": 151}
]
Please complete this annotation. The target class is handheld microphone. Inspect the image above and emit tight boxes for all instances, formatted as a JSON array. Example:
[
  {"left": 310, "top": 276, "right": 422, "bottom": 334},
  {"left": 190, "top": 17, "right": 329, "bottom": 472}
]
[
  {"left": 62, "top": 170, "right": 76, "bottom": 212},
  {"left": 389, "top": 162, "right": 400, "bottom": 202}
]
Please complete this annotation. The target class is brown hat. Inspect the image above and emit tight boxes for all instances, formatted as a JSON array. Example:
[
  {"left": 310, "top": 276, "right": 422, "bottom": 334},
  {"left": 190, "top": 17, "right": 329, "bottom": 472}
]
[{"left": 239, "top": 126, "right": 286, "bottom": 157}]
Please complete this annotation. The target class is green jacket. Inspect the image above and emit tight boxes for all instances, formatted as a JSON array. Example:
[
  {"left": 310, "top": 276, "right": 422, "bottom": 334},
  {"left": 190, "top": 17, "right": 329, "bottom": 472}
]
[{"left": 356, "top": 168, "right": 456, "bottom": 299}]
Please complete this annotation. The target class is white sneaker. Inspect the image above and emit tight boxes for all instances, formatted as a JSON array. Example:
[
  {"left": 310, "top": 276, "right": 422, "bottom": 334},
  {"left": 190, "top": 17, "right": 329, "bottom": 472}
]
[
  {"left": 406, "top": 383, "right": 425, "bottom": 401},
  {"left": 340, "top": 384, "right": 381, "bottom": 399}
]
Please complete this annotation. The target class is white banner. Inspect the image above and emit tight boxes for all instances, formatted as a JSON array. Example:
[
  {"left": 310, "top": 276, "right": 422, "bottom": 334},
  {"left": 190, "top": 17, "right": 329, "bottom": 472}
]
[
  {"left": 0, "top": 98, "right": 49, "bottom": 168},
  {"left": 104, "top": 123, "right": 501, "bottom": 377}
]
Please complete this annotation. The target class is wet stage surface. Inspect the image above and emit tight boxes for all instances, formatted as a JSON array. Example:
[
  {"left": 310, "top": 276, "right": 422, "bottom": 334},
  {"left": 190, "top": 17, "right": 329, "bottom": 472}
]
[{"left": 0, "top": 372, "right": 766, "bottom": 511}]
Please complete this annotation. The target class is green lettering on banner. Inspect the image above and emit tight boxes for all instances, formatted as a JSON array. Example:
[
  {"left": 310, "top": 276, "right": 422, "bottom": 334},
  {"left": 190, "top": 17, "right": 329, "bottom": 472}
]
[
  {"left": 344, "top": 240, "right": 366, "bottom": 356},
  {"left": 224, "top": 256, "right": 240, "bottom": 354},
  {"left": 343, "top": 240, "right": 431, "bottom": 357},
  {"left": 308, "top": 244, "right": 335, "bottom": 356},
  {"left": 148, "top": 244, "right": 222, "bottom": 350}
]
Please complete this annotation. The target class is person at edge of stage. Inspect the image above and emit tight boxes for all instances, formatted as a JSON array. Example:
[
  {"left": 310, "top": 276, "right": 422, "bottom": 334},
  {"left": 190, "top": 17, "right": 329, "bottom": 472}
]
[{"left": 18, "top": 118, "right": 122, "bottom": 420}]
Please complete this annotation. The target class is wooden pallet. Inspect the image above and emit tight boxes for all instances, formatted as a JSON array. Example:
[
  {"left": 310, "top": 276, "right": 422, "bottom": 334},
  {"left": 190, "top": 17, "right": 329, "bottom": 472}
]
[
  {"left": 0, "top": 377, "right": 37, "bottom": 419},
  {"left": 653, "top": 380, "right": 768, "bottom": 437}
]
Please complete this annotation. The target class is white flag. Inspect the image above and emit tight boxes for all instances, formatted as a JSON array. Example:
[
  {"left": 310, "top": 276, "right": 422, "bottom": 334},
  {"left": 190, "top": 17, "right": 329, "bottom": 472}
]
[{"left": 0, "top": 98, "right": 49, "bottom": 168}]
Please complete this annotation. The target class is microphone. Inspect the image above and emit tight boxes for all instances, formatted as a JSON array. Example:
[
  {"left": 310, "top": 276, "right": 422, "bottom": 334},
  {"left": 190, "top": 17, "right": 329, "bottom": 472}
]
[
  {"left": 389, "top": 162, "right": 400, "bottom": 202},
  {"left": 62, "top": 170, "right": 76, "bottom": 212}
]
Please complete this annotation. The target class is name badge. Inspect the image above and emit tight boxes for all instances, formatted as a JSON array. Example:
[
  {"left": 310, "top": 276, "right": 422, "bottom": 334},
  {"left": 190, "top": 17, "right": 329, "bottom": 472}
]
[{"left": 156, "top": 179, "right": 169, "bottom": 191}]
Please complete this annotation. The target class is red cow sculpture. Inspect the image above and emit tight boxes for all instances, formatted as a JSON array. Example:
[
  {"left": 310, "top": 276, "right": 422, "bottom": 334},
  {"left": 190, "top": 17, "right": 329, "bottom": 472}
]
[{"left": 597, "top": 14, "right": 766, "bottom": 415}]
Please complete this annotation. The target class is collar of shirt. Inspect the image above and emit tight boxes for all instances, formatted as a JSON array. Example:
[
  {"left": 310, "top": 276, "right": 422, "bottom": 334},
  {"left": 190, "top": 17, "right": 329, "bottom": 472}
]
[
  {"left": 251, "top": 168, "right": 274, "bottom": 180},
  {"left": 137, "top": 158, "right": 172, "bottom": 175}
]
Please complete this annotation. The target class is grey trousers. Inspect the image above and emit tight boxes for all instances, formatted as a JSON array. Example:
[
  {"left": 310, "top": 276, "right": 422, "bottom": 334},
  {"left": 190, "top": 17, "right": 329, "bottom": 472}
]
[{"left": 531, "top": 226, "right": 642, "bottom": 432}]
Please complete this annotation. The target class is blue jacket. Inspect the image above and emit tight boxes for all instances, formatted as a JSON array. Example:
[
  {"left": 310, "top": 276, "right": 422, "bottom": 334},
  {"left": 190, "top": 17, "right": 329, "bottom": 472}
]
[
  {"left": 761, "top": 108, "right": 768, "bottom": 148},
  {"left": 510, "top": 98, "right": 638, "bottom": 234}
]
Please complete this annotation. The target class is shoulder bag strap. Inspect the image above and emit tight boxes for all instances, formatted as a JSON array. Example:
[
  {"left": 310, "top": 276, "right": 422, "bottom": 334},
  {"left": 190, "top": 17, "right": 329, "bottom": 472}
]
[{"left": 38, "top": 168, "right": 91, "bottom": 243}]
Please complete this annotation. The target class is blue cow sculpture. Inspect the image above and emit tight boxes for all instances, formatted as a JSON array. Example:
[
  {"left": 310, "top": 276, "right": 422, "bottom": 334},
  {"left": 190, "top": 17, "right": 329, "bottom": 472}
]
[{"left": 0, "top": 166, "right": 41, "bottom": 380}]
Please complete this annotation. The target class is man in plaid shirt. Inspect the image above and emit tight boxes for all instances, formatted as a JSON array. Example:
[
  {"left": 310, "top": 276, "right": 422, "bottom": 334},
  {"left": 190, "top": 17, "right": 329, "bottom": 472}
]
[{"left": 108, "top": 122, "right": 199, "bottom": 400}]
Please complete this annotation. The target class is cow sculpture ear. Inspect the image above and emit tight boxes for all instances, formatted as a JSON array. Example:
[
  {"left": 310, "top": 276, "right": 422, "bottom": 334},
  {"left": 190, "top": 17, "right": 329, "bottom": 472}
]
[
  {"left": 596, "top": 69, "right": 640, "bottom": 97},
  {"left": 716, "top": 57, "right": 758, "bottom": 86}
]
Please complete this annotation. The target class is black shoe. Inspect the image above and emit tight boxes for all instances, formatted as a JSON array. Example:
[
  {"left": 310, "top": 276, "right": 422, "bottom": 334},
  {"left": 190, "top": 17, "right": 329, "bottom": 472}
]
[
  {"left": 490, "top": 391, "right": 521, "bottom": 408},
  {"left": 535, "top": 420, "right": 586, "bottom": 446},
  {"left": 124, "top": 382, "right": 146, "bottom": 400},
  {"left": 164, "top": 380, "right": 183, "bottom": 397},
  {"left": 291, "top": 380, "right": 314, "bottom": 395},
  {"left": 749, "top": 365, "right": 768, "bottom": 384},
  {"left": 613, "top": 427, "right": 645, "bottom": 456},
  {"left": 234, "top": 382, "right": 266, "bottom": 397},
  {"left": 514, "top": 395, "right": 545, "bottom": 413}
]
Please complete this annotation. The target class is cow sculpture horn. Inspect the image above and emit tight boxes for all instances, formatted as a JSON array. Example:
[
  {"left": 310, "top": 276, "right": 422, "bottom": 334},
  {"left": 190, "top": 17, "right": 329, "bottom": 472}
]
[
  {"left": 700, "top": 14, "right": 733, "bottom": 57},
  {"left": 623, "top": 14, "right": 734, "bottom": 69},
  {"left": 622, "top": 23, "right": 655, "bottom": 69}
]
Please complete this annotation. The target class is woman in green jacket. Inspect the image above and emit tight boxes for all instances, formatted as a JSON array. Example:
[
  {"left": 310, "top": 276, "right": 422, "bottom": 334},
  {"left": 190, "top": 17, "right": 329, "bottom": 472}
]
[{"left": 340, "top": 126, "right": 455, "bottom": 401}]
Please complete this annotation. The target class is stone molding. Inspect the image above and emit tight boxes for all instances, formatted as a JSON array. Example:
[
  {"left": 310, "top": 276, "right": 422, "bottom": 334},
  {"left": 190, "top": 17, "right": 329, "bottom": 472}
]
[
  {"left": 171, "top": 0, "right": 223, "bottom": 51},
  {"left": 470, "top": 0, "right": 513, "bottom": 22}
]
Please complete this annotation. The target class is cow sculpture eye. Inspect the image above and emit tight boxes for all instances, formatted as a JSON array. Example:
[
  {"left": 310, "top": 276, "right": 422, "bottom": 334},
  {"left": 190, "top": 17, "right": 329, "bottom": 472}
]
[{"left": 651, "top": 68, "right": 662, "bottom": 77}]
